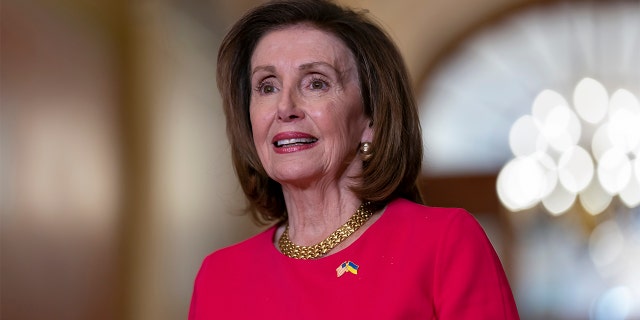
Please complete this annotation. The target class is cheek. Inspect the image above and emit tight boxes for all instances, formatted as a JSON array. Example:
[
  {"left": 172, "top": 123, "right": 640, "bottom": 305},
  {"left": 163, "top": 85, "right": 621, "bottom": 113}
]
[
  {"left": 249, "top": 106, "right": 272, "bottom": 151},
  {"left": 338, "top": 98, "right": 367, "bottom": 133},
  {"left": 248, "top": 104, "right": 259, "bottom": 129},
  {"left": 249, "top": 99, "right": 264, "bottom": 125},
  {"left": 249, "top": 98, "right": 272, "bottom": 124},
  {"left": 249, "top": 113, "right": 263, "bottom": 141}
]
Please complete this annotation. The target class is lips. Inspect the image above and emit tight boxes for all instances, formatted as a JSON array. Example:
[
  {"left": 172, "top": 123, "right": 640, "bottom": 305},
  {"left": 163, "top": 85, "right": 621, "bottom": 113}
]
[
  {"left": 272, "top": 132, "right": 318, "bottom": 148},
  {"left": 275, "top": 138, "right": 318, "bottom": 147}
]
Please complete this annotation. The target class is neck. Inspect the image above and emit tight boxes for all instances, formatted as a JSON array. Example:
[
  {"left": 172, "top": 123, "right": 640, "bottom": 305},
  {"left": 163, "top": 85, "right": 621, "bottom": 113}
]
[
  {"left": 281, "top": 185, "right": 361, "bottom": 246},
  {"left": 278, "top": 201, "right": 375, "bottom": 259}
]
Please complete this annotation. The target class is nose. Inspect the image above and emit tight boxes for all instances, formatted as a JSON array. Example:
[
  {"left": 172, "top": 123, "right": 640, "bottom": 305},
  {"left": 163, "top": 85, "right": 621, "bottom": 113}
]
[{"left": 277, "top": 87, "right": 304, "bottom": 122}]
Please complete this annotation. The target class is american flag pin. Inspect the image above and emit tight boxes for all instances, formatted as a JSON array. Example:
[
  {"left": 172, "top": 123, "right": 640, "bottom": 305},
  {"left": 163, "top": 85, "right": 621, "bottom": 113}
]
[{"left": 336, "top": 261, "right": 359, "bottom": 277}]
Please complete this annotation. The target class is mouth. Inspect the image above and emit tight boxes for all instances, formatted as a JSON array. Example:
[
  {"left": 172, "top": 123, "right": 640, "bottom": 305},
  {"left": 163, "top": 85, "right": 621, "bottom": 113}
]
[
  {"left": 274, "top": 137, "right": 318, "bottom": 148},
  {"left": 272, "top": 132, "right": 318, "bottom": 148}
]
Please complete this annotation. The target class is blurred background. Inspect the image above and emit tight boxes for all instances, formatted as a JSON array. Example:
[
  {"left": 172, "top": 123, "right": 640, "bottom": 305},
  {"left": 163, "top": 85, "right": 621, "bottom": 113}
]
[{"left": 1, "top": 0, "right": 639, "bottom": 319}]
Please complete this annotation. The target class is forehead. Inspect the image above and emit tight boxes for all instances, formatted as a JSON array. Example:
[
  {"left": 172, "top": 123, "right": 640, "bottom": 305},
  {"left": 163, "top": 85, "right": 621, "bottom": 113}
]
[{"left": 251, "top": 24, "right": 355, "bottom": 69}]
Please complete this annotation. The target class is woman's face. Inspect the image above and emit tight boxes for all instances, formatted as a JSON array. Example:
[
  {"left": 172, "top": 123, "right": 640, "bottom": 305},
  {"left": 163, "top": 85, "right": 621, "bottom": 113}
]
[{"left": 249, "top": 24, "right": 372, "bottom": 187}]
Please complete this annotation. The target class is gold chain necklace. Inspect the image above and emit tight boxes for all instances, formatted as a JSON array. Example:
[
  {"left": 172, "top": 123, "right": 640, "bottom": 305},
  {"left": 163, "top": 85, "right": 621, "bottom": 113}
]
[{"left": 278, "top": 202, "right": 374, "bottom": 259}]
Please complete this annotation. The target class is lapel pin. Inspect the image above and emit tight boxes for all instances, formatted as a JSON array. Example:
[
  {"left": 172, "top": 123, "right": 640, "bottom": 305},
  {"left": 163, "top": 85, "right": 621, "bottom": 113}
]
[{"left": 336, "top": 261, "right": 359, "bottom": 277}]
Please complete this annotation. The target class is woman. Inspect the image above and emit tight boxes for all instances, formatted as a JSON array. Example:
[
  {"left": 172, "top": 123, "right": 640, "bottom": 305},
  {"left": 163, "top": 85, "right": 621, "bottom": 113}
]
[{"left": 190, "top": 0, "right": 519, "bottom": 319}]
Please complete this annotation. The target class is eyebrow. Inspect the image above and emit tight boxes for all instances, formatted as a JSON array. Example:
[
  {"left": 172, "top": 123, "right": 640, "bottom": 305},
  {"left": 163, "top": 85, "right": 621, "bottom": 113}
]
[
  {"left": 299, "top": 61, "right": 338, "bottom": 72},
  {"left": 251, "top": 65, "right": 276, "bottom": 76},
  {"left": 302, "top": 61, "right": 351, "bottom": 85},
  {"left": 251, "top": 62, "right": 339, "bottom": 76}
]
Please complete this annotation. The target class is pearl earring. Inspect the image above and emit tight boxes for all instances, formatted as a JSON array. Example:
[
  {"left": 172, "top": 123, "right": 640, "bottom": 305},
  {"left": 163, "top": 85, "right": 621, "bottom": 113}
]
[{"left": 359, "top": 142, "right": 373, "bottom": 161}]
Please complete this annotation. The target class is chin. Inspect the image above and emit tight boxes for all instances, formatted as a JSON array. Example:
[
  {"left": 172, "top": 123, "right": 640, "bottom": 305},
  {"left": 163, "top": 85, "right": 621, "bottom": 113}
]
[{"left": 269, "top": 165, "right": 323, "bottom": 185}]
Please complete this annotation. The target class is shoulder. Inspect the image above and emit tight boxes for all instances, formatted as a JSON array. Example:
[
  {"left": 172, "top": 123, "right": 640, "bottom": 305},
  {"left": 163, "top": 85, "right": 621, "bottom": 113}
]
[
  {"left": 385, "top": 198, "right": 479, "bottom": 231},
  {"left": 385, "top": 199, "right": 503, "bottom": 274},
  {"left": 190, "top": 226, "right": 280, "bottom": 318},
  {"left": 382, "top": 198, "right": 490, "bottom": 249},
  {"left": 394, "top": 200, "right": 520, "bottom": 318},
  {"left": 193, "top": 226, "right": 276, "bottom": 294},
  {"left": 199, "top": 225, "right": 277, "bottom": 272}
]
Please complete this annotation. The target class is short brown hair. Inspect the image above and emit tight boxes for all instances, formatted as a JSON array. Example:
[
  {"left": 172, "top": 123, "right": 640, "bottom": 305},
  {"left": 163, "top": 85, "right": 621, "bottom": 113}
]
[{"left": 217, "top": 0, "right": 423, "bottom": 224}]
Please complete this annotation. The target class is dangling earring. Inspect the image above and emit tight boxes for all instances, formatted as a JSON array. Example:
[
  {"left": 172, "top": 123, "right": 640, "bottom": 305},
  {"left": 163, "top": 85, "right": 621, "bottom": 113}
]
[{"left": 360, "top": 142, "right": 373, "bottom": 161}]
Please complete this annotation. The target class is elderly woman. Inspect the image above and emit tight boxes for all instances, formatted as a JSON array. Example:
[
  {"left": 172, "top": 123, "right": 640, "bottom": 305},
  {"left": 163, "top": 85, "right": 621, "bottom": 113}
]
[{"left": 189, "top": 0, "right": 519, "bottom": 319}]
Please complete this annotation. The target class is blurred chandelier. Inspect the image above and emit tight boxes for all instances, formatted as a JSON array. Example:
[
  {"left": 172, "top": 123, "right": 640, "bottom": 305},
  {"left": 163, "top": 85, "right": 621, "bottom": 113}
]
[{"left": 497, "top": 77, "right": 640, "bottom": 215}]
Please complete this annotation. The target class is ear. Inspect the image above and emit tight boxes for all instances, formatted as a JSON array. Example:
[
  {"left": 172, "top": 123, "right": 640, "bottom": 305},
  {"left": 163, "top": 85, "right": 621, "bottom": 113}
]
[{"left": 360, "top": 118, "right": 374, "bottom": 142}]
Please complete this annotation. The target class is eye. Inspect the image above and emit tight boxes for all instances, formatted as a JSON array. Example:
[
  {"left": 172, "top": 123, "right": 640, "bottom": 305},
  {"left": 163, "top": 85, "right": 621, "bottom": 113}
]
[
  {"left": 261, "top": 84, "right": 276, "bottom": 94},
  {"left": 255, "top": 80, "right": 278, "bottom": 95},
  {"left": 308, "top": 77, "right": 329, "bottom": 91}
]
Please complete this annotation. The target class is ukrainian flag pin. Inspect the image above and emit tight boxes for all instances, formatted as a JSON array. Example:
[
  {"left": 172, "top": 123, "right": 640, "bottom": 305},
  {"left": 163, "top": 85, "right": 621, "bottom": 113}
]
[{"left": 336, "top": 261, "right": 359, "bottom": 277}]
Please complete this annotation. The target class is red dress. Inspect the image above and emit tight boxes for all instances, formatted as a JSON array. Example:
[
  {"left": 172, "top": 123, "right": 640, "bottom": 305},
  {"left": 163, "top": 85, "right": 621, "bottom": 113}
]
[{"left": 189, "top": 198, "right": 519, "bottom": 319}]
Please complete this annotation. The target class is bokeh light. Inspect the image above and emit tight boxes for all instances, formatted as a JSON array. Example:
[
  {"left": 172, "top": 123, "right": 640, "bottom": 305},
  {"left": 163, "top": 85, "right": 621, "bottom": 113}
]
[
  {"left": 499, "top": 78, "right": 639, "bottom": 215},
  {"left": 574, "top": 77, "right": 609, "bottom": 124},
  {"left": 635, "top": 158, "right": 640, "bottom": 185},
  {"left": 558, "top": 146, "right": 593, "bottom": 193},
  {"left": 532, "top": 89, "right": 570, "bottom": 122},
  {"left": 619, "top": 174, "right": 640, "bottom": 208},
  {"left": 587, "top": 218, "right": 640, "bottom": 320},
  {"left": 579, "top": 175, "right": 612, "bottom": 215},
  {"left": 598, "top": 148, "right": 632, "bottom": 195},
  {"left": 608, "top": 89, "right": 640, "bottom": 153},
  {"left": 589, "top": 220, "right": 624, "bottom": 269},
  {"left": 592, "top": 123, "right": 614, "bottom": 162},
  {"left": 509, "top": 115, "right": 546, "bottom": 157},
  {"left": 591, "top": 286, "right": 634, "bottom": 320},
  {"left": 497, "top": 157, "right": 548, "bottom": 211},
  {"left": 542, "top": 182, "right": 576, "bottom": 216}
]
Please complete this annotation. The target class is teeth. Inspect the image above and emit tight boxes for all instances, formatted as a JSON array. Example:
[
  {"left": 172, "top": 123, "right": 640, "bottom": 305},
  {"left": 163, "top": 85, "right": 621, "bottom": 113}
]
[{"left": 275, "top": 138, "right": 317, "bottom": 147}]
